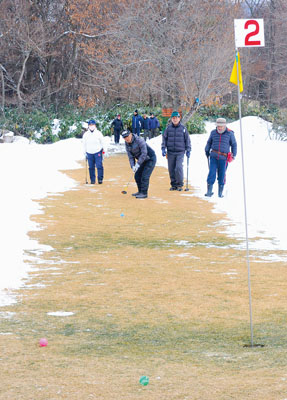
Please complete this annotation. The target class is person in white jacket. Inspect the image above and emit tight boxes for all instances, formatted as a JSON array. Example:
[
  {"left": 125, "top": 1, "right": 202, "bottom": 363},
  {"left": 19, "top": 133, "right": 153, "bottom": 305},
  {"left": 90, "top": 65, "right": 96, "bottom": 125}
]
[{"left": 82, "top": 119, "right": 106, "bottom": 184}]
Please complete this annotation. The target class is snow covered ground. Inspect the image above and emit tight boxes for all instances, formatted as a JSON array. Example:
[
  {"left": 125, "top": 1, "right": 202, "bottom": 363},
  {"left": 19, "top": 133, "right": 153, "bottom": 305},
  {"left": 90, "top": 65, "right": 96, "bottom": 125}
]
[{"left": 0, "top": 116, "right": 286, "bottom": 307}]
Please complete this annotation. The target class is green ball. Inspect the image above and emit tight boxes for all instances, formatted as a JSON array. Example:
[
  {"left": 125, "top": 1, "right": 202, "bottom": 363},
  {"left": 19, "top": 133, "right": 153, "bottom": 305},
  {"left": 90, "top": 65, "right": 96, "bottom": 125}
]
[{"left": 139, "top": 376, "right": 149, "bottom": 386}]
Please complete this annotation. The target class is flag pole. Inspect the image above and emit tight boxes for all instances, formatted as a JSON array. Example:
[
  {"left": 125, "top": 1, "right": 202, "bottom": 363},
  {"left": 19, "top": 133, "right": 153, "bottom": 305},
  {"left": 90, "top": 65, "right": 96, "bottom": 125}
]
[{"left": 235, "top": 47, "right": 254, "bottom": 347}]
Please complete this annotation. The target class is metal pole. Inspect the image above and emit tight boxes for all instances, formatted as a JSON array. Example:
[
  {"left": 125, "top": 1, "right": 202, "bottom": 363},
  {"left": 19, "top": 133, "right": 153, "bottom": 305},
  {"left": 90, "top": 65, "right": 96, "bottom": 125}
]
[
  {"left": 185, "top": 157, "right": 190, "bottom": 191},
  {"left": 85, "top": 158, "right": 88, "bottom": 184},
  {"left": 235, "top": 48, "right": 254, "bottom": 346}
]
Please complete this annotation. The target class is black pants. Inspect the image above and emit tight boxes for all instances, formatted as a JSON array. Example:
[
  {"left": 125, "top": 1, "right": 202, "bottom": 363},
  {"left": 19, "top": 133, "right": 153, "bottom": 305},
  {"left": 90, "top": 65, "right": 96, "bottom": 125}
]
[
  {"left": 114, "top": 130, "right": 121, "bottom": 144},
  {"left": 150, "top": 128, "right": 158, "bottom": 138},
  {"left": 134, "top": 155, "right": 156, "bottom": 195},
  {"left": 143, "top": 129, "right": 150, "bottom": 141}
]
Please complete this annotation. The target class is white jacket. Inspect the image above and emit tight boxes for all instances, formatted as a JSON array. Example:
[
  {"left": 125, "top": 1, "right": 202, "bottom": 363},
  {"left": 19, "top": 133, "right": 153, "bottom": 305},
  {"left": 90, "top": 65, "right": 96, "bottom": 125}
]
[{"left": 82, "top": 128, "right": 106, "bottom": 155}]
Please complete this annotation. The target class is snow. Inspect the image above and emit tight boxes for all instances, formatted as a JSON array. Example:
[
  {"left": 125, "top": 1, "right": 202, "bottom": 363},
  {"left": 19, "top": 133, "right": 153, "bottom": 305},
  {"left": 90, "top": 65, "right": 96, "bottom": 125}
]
[
  {"left": 0, "top": 116, "right": 286, "bottom": 307},
  {"left": 47, "top": 311, "right": 74, "bottom": 317}
]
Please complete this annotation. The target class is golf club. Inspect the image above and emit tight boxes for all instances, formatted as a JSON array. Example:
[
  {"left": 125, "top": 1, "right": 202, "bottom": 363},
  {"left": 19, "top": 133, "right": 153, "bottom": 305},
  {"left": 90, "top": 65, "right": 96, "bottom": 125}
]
[
  {"left": 121, "top": 172, "right": 134, "bottom": 194},
  {"left": 85, "top": 158, "right": 88, "bottom": 184},
  {"left": 184, "top": 157, "right": 190, "bottom": 191}
]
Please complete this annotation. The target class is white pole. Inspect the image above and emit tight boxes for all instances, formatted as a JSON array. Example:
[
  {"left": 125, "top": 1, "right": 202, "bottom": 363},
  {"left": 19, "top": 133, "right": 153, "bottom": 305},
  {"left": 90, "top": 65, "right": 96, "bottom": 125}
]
[{"left": 235, "top": 48, "right": 254, "bottom": 347}]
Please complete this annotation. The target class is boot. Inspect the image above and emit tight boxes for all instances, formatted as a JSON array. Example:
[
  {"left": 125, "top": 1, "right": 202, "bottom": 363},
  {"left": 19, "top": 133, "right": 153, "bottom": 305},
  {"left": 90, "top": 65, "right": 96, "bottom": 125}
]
[
  {"left": 205, "top": 184, "right": 213, "bottom": 197},
  {"left": 218, "top": 184, "right": 224, "bottom": 198}
]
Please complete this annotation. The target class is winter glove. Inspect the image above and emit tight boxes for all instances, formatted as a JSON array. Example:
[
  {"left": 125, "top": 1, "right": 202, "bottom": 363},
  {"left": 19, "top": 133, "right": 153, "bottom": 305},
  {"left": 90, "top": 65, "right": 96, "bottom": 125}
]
[
  {"left": 205, "top": 151, "right": 210, "bottom": 158},
  {"left": 162, "top": 149, "right": 166, "bottom": 157},
  {"left": 186, "top": 150, "right": 190, "bottom": 158},
  {"left": 227, "top": 152, "right": 233, "bottom": 163},
  {"left": 132, "top": 163, "right": 140, "bottom": 173}
]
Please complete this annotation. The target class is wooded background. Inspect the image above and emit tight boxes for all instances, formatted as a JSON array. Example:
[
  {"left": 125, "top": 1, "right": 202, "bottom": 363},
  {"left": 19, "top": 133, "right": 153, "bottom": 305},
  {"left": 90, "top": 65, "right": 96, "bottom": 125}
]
[{"left": 0, "top": 0, "right": 286, "bottom": 116}]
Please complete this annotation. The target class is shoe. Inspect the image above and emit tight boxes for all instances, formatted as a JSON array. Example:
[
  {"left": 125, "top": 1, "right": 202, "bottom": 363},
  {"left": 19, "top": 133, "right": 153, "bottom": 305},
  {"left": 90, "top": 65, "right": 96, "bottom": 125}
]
[
  {"left": 176, "top": 186, "right": 183, "bottom": 191},
  {"left": 135, "top": 193, "right": 147, "bottom": 199},
  {"left": 132, "top": 192, "right": 140, "bottom": 196},
  {"left": 169, "top": 187, "right": 177, "bottom": 191},
  {"left": 98, "top": 181, "right": 103, "bottom": 184}
]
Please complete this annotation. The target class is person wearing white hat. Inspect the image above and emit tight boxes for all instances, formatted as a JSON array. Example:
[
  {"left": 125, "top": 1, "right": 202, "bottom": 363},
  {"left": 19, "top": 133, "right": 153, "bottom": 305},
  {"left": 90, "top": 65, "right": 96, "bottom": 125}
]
[
  {"left": 83, "top": 119, "right": 107, "bottom": 184},
  {"left": 204, "top": 118, "right": 237, "bottom": 198}
]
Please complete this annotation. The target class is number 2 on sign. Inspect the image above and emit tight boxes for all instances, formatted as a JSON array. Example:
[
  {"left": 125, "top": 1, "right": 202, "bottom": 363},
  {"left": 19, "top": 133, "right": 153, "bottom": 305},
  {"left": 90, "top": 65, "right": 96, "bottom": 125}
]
[
  {"left": 245, "top": 20, "right": 261, "bottom": 46},
  {"left": 234, "top": 19, "right": 264, "bottom": 48}
]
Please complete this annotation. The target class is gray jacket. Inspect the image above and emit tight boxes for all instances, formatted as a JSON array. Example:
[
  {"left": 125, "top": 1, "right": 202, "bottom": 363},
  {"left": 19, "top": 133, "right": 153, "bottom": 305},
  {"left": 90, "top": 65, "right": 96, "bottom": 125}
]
[
  {"left": 125, "top": 134, "right": 153, "bottom": 167},
  {"left": 162, "top": 122, "right": 191, "bottom": 154}
]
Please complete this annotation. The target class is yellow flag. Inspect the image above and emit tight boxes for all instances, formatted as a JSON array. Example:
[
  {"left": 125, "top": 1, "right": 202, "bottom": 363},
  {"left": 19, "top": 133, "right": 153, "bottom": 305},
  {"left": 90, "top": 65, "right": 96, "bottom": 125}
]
[{"left": 230, "top": 52, "right": 243, "bottom": 92}]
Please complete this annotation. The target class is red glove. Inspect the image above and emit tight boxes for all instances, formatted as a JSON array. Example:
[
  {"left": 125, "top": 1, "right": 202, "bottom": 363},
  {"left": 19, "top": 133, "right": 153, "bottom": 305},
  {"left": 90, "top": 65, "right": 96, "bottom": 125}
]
[{"left": 227, "top": 152, "right": 233, "bottom": 163}]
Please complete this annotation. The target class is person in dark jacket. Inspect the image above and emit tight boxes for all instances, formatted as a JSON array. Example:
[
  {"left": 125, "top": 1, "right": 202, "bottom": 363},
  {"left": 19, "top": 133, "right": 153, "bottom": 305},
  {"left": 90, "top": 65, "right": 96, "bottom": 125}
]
[
  {"left": 205, "top": 118, "right": 237, "bottom": 198},
  {"left": 122, "top": 130, "right": 156, "bottom": 199},
  {"left": 132, "top": 109, "right": 143, "bottom": 136},
  {"left": 148, "top": 113, "right": 160, "bottom": 138},
  {"left": 142, "top": 113, "right": 150, "bottom": 141},
  {"left": 161, "top": 110, "right": 191, "bottom": 191},
  {"left": 111, "top": 114, "right": 124, "bottom": 144}
]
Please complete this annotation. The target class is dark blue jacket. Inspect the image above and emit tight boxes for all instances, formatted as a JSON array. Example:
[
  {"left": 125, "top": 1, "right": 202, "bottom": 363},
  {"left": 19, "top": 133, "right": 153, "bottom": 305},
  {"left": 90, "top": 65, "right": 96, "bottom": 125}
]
[
  {"left": 125, "top": 134, "right": 155, "bottom": 167},
  {"left": 142, "top": 117, "right": 150, "bottom": 130},
  {"left": 149, "top": 117, "right": 160, "bottom": 130},
  {"left": 111, "top": 118, "right": 123, "bottom": 131},
  {"left": 162, "top": 122, "right": 191, "bottom": 154},
  {"left": 205, "top": 128, "right": 237, "bottom": 160},
  {"left": 132, "top": 114, "right": 143, "bottom": 133}
]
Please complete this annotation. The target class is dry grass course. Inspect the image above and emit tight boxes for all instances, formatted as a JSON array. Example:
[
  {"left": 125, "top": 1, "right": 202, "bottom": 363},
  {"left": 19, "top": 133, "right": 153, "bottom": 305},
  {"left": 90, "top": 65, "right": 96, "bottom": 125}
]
[{"left": 1, "top": 153, "right": 287, "bottom": 400}]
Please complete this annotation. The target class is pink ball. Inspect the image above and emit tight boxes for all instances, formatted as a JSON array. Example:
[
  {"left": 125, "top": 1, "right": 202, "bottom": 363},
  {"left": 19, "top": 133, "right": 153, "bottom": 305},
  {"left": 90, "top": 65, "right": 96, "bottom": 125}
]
[{"left": 39, "top": 338, "right": 48, "bottom": 347}]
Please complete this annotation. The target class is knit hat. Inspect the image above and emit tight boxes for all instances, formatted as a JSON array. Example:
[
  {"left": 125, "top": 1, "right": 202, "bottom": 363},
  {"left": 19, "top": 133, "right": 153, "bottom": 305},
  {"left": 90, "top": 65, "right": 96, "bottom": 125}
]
[
  {"left": 117, "top": 114, "right": 121, "bottom": 117},
  {"left": 171, "top": 111, "right": 180, "bottom": 118},
  {"left": 216, "top": 118, "right": 227, "bottom": 126},
  {"left": 122, "top": 130, "right": 131, "bottom": 138},
  {"left": 134, "top": 109, "right": 138, "bottom": 114}
]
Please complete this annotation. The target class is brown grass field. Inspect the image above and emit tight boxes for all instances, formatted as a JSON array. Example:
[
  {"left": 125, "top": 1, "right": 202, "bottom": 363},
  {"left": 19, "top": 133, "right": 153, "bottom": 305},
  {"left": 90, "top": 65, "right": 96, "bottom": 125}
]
[{"left": 1, "top": 153, "right": 287, "bottom": 399}]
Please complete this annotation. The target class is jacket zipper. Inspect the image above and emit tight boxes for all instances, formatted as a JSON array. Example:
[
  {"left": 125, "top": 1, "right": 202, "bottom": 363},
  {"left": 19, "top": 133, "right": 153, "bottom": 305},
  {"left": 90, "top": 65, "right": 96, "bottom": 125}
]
[{"left": 218, "top": 133, "right": 222, "bottom": 160}]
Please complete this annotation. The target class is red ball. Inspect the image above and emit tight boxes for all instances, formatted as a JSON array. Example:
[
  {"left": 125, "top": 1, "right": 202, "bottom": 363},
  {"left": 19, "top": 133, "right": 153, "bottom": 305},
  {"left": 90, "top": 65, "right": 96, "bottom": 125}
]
[{"left": 39, "top": 338, "right": 48, "bottom": 347}]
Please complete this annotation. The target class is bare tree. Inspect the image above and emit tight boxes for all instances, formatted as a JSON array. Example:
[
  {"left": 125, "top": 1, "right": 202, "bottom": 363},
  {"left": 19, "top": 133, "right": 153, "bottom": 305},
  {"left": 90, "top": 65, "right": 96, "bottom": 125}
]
[
  {"left": 99, "top": 0, "right": 237, "bottom": 121},
  {"left": 1, "top": 0, "right": 285, "bottom": 112},
  {"left": 243, "top": 0, "right": 287, "bottom": 107}
]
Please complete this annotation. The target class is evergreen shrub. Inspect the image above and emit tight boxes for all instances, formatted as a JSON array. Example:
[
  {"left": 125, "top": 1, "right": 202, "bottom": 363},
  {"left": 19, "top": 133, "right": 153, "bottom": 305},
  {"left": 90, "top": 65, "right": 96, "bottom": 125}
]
[{"left": 0, "top": 102, "right": 282, "bottom": 143}]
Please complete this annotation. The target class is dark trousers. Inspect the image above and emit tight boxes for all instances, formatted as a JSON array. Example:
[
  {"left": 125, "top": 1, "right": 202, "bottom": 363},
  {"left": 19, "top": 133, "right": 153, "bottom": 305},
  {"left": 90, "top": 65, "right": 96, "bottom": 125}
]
[
  {"left": 87, "top": 151, "right": 104, "bottom": 183},
  {"left": 114, "top": 130, "right": 121, "bottom": 144},
  {"left": 167, "top": 152, "right": 185, "bottom": 188},
  {"left": 143, "top": 129, "right": 150, "bottom": 141},
  {"left": 150, "top": 128, "right": 158, "bottom": 138},
  {"left": 207, "top": 156, "right": 228, "bottom": 185},
  {"left": 132, "top": 128, "right": 141, "bottom": 136},
  {"left": 134, "top": 156, "right": 156, "bottom": 195}
]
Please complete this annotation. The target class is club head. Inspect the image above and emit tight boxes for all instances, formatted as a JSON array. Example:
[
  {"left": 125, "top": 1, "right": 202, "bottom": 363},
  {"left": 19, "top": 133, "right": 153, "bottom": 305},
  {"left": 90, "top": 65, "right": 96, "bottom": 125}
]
[{"left": 121, "top": 190, "right": 127, "bottom": 194}]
